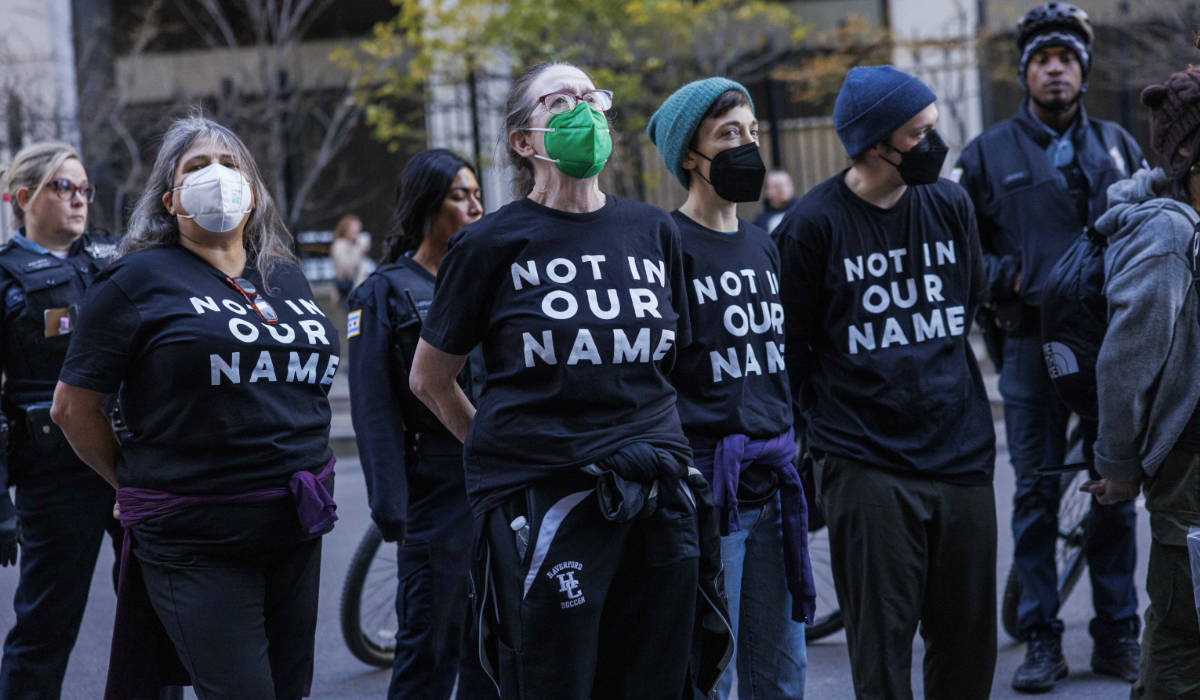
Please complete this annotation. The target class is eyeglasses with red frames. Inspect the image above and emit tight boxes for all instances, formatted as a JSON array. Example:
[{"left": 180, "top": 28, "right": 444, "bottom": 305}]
[
  {"left": 537, "top": 89, "right": 614, "bottom": 115},
  {"left": 225, "top": 276, "right": 279, "bottom": 325},
  {"left": 48, "top": 178, "right": 96, "bottom": 203}
]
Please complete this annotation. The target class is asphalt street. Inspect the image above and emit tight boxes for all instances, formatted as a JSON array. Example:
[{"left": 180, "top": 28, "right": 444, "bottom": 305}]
[{"left": 0, "top": 429, "right": 1151, "bottom": 699}]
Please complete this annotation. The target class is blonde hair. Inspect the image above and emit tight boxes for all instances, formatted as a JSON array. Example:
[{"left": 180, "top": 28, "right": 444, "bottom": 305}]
[{"left": 3, "top": 141, "right": 81, "bottom": 224}]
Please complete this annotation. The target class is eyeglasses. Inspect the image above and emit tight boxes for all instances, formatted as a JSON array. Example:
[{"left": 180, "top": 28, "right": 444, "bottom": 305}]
[
  {"left": 48, "top": 178, "right": 96, "bottom": 203},
  {"left": 225, "top": 276, "right": 279, "bottom": 325},
  {"left": 537, "top": 89, "right": 614, "bottom": 115}
]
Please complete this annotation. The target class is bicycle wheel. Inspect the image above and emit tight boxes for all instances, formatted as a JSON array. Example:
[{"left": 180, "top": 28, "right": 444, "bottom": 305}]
[
  {"left": 340, "top": 522, "right": 399, "bottom": 667},
  {"left": 805, "top": 523, "right": 844, "bottom": 641},
  {"left": 1000, "top": 469, "right": 1093, "bottom": 641},
  {"left": 1054, "top": 469, "right": 1091, "bottom": 605}
]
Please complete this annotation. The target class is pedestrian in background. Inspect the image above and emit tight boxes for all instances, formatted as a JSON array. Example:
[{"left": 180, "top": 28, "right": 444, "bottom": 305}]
[
  {"left": 954, "top": 4, "right": 1145, "bottom": 690},
  {"left": 1085, "top": 63, "right": 1200, "bottom": 699},
  {"left": 332, "top": 213, "right": 370, "bottom": 307},
  {"left": 776, "top": 65, "right": 997, "bottom": 699},
  {"left": 346, "top": 148, "right": 493, "bottom": 700},
  {"left": 752, "top": 169, "right": 797, "bottom": 236},
  {"left": 649, "top": 77, "right": 813, "bottom": 700},
  {"left": 51, "top": 114, "right": 339, "bottom": 700},
  {"left": 410, "top": 61, "right": 725, "bottom": 699}
]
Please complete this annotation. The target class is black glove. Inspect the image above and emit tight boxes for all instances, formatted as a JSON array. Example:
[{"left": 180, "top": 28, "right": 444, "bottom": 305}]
[{"left": 0, "top": 493, "right": 18, "bottom": 567}]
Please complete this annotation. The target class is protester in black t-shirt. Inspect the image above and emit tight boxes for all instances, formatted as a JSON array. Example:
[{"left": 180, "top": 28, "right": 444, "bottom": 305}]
[
  {"left": 648, "top": 77, "right": 812, "bottom": 700},
  {"left": 775, "top": 65, "right": 997, "bottom": 698},
  {"left": 346, "top": 148, "right": 495, "bottom": 700},
  {"left": 409, "top": 62, "right": 720, "bottom": 699},
  {"left": 51, "top": 115, "right": 339, "bottom": 700}
]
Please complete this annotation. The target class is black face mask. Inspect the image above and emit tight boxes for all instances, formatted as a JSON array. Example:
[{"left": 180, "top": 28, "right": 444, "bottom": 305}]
[
  {"left": 880, "top": 129, "right": 949, "bottom": 186},
  {"left": 690, "top": 142, "right": 766, "bottom": 202}
]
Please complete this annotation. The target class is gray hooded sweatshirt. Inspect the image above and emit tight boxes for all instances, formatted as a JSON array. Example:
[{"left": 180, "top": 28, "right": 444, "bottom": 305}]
[{"left": 1093, "top": 168, "right": 1200, "bottom": 482}]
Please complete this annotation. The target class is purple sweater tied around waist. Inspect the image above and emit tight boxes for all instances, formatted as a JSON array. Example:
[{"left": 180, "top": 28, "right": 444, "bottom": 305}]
[
  {"left": 104, "top": 458, "right": 337, "bottom": 700},
  {"left": 690, "top": 428, "right": 815, "bottom": 624}
]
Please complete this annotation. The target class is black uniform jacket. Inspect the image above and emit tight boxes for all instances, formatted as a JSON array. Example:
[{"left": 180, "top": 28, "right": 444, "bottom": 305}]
[
  {"left": 346, "top": 256, "right": 483, "bottom": 542},
  {"left": 955, "top": 103, "right": 1145, "bottom": 308},
  {"left": 0, "top": 231, "right": 118, "bottom": 483}
]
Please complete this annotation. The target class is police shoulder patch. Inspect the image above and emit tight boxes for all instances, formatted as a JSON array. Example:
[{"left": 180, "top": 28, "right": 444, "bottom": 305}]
[{"left": 347, "top": 309, "right": 362, "bottom": 338}]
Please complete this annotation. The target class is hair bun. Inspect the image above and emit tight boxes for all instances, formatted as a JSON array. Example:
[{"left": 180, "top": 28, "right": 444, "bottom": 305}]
[{"left": 1141, "top": 84, "right": 1169, "bottom": 108}]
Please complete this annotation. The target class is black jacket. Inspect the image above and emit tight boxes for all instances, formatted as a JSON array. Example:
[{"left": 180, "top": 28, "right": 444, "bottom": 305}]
[
  {"left": 0, "top": 231, "right": 118, "bottom": 484},
  {"left": 955, "top": 103, "right": 1145, "bottom": 308},
  {"left": 346, "top": 257, "right": 483, "bottom": 542}
]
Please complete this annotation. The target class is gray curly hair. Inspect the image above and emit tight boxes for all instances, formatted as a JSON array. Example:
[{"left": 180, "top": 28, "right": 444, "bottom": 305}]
[{"left": 122, "top": 112, "right": 296, "bottom": 284}]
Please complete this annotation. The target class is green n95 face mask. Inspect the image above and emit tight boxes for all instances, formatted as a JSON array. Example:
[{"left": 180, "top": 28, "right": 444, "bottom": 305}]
[{"left": 526, "top": 103, "right": 613, "bottom": 179}]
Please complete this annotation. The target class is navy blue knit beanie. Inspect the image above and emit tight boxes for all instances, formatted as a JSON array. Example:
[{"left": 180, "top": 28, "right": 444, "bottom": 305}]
[{"left": 833, "top": 66, "right": 936, "bottom": 158}]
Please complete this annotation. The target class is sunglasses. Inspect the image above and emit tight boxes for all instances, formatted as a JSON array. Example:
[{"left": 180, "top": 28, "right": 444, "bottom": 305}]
[
  {"left": 225, "top": 276, "right": 278, "bottom": 325},
  {"left": 49, "top": 178, "right": 96, "bottom": 203}
]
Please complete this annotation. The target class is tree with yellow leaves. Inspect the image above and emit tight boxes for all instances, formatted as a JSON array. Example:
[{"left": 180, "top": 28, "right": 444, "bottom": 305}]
[{"left": 337, "top": 0, "right": 808, "bottom": 199}]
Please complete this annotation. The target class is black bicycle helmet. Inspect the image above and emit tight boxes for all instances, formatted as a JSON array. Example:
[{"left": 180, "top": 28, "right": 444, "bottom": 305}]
[{"left": 1017, "top": 2, "right": 1094, "bottom": 50}]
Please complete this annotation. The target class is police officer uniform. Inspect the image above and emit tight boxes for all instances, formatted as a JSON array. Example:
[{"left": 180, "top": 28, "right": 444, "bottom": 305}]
[
  {"left": 0, "top": 230, "right": 121, "bottom": 698},
  {"left": 955, "top": 4, "right": 1146, "bottom": 683},
  {"left": 346, "top": 256, "right": 494, "bottom": 700}
]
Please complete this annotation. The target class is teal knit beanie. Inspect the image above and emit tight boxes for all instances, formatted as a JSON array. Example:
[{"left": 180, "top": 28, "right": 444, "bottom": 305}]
[{"left": 647, "top": 78, "right": 755, "bottom": 188}]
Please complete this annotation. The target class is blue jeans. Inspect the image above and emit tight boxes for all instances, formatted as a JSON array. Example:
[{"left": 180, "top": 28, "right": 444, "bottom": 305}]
[
  {"left": 1000, "top": 333, "right": 1138, "bottom": 636},
  {"left": 714, "top": 494, "right": 806, "bottom": 700}
]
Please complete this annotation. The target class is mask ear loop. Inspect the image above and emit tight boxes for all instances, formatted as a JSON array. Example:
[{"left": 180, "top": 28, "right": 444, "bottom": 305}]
[
  {"left": 875, "top": 138, "right": 912, "bottom": 171},
  {"left": 520, "top": 126, "right": 560, "bottom": 164},
  {"left": 685, "top": 147, "right": 717, "bottom": 188}
]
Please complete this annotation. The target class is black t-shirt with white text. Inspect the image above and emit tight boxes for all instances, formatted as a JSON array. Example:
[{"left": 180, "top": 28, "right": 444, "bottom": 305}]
[
  {"left": 776, "top": 174, "right": 995, "bottom": 483},
  {"left": 420, "top": 196, "right": 693, "bottom": 516},
  {"left": 60, "top": 246, "right": 339, "bottom": 495},
  {"left": 671, "top": 211, "right": 791, "bottom": 439}
]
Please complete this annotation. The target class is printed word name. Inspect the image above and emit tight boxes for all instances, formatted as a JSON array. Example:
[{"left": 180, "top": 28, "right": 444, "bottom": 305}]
[
  {"left": 848, "top": 307, "right": 966, "bottom": 355},
  {"left": 522, "top": 328, "right": 675, "bottom": 368},
  {"left": 210, "top": 351, "right": 340, "bottom": 386},
  {"left": 710, "top": 341, "right": 786, "bottom": 382}
]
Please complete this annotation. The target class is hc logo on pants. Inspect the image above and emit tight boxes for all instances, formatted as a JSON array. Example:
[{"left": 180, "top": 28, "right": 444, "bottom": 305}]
[
  {"left": 557, "top": 572, "right": 582, "bottom": 599},
  {"left": 547, "top": 561, "right": 587, "bottom": 609}
]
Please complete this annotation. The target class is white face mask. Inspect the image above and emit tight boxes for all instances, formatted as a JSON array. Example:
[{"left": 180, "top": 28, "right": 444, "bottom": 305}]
[{"left": 173, "top": 162, "right": 253, "bottom": 233}]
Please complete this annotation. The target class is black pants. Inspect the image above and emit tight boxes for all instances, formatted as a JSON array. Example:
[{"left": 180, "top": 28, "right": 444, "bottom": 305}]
[
  {"left": 0, "top": 468, "right": 121, "bottom": 699},
  {"left": 140, "top": 537, "right": 322, "bottom": 700},
  {"left": 1132, "top": 449, "right": 1200, "bottom": 699},
  {"left": 389, "top": 461, "right": 495, "bottom": 700},
  {"left": 817, "top": 455, "right": 997, "bottom": 700},
  {"left": 482, "top": 472, "right": 699, "bottom": 700}
]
